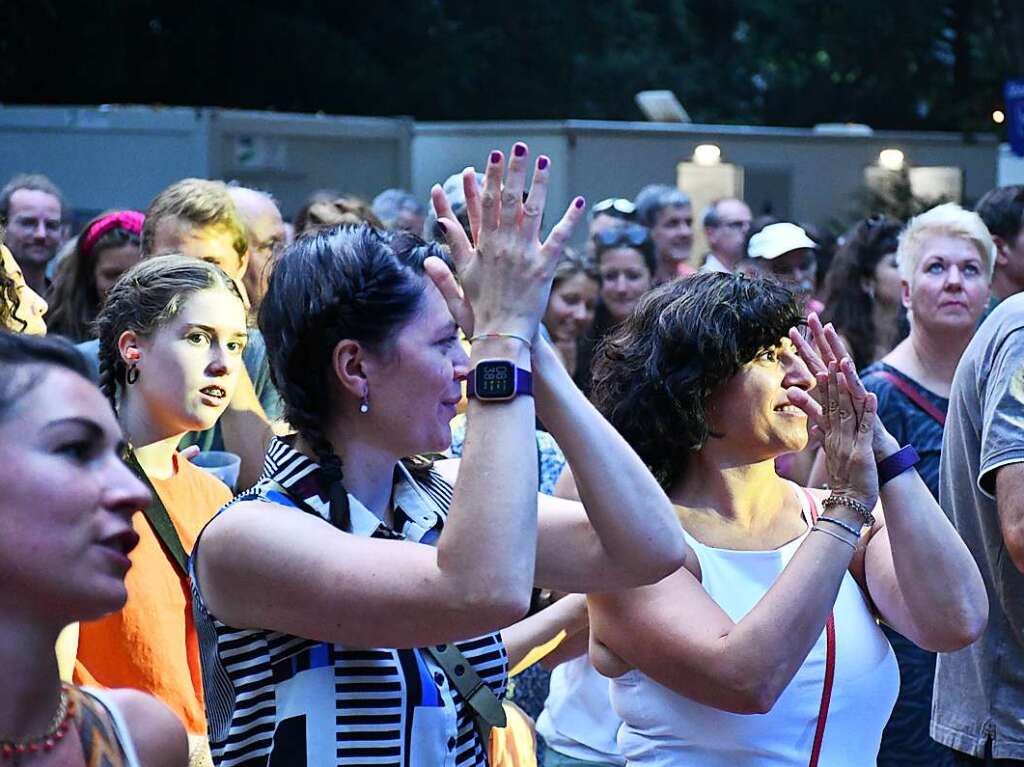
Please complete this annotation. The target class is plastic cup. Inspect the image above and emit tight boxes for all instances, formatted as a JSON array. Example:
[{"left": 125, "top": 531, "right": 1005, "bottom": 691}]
[{"left": 191, "top": 450, "right": 241, "bottom": 491}]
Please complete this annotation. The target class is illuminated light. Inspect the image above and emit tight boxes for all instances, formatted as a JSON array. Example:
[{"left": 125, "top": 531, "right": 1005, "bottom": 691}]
[
  {"left": 993, "top": 110, "right": 1006, "bottom": 124},
  {"left": 878, "top": 149, "right": 905, "bottom": 172},
  {"left": 693, "top": 144, "right": 722, "bottom": 166}
]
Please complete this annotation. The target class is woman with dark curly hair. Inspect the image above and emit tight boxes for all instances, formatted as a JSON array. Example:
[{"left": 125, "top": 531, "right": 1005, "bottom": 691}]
[
  {"left": 820, "top": 215, "right": 905, "bottom": 371},
  {"left": 46, "top": 210, "right": 143, "bottom": 342},
  {"left": 584, "top": 272, "right": 986, "bottom": 766},
  {"left": 189, "top": 143, "right": 685, "bottom": 767}
]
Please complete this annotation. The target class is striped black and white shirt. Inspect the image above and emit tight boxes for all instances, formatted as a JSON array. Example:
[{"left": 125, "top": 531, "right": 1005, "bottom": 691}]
[{"left": 191, "top": 437, "right": 508, "bottom": 767}]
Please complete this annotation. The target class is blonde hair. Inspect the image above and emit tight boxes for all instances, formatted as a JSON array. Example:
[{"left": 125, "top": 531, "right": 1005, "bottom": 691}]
[
  {"left": 141, "top": 178, "right": 247, "bottom": 261},
  {"left": 897, "top": 202, "right": 995, "bottom": 284}
]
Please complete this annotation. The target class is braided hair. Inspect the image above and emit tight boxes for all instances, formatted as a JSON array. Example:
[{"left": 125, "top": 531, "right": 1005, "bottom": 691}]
[
  {"left": 94, "top": 254, "right": 243, "bottom": 412},
  {"left": 258, "top": 223, "right": 451, "bottom": 521}
]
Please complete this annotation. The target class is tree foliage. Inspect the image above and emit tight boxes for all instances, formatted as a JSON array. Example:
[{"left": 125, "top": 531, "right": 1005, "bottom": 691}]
[{"left": 0, "top": 0, "right": 1019, "bottom": 132}]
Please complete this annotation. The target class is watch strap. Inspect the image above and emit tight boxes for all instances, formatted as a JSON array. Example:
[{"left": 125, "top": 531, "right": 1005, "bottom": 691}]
[{"left": 877, "top": 444, "right": 920, "bottom": 486}]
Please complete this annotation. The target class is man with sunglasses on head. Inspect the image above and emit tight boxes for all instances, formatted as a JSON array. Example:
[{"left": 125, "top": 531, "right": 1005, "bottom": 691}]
[
  {"left": 700, "top": 197, "right": 752, "bottom": 273},
  {"left": 634, "top": 184, "right": 695, "bottom": 282}
]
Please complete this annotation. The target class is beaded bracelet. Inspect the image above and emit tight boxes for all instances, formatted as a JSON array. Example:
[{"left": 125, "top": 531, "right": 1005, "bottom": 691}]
[
  {"left": 817, "top": 514, "right": 864, "bottom": 538},
  {"left": 468, "top": 332, "right": 532, "bottom": 349},
  {"left": 821, "top": 493, "right": 876, "bottom": 528},
  {"left": 811, "top": 525, "right": 857, "bottom": 551}
]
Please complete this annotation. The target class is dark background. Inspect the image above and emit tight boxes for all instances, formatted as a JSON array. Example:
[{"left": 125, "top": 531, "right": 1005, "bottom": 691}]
[{"left": 2, "top": 0, "right": 1022, "bottom": 132}]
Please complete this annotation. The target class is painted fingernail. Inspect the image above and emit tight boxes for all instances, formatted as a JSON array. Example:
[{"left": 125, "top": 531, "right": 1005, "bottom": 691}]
[
  {"left": 574, "top": 196, "right": 586, "bottom": 209},
  {"left": 513, "top": 143, "right": 527, "bottom": 157},
  {"left": 537, "top": 156, "right": 549, "bottom": 170},
  {"left": 490, "top": 151, "right": 501, "bottom": 164}
]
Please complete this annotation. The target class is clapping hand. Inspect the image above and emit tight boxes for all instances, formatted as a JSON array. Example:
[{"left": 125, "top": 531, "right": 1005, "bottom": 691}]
[
  {"left": 787, "top": 314, "right": 881, "bottom": 509},
  {"left": 424, "top": 143, "right": 585, "bottom": 340}
]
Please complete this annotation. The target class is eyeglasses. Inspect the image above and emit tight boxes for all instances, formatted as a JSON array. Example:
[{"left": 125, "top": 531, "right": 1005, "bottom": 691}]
[
  {"left": 592, "top": 198, "right": 637, "bottom": 217},
  {"left": 593, "top": 224, "right": 650, "bottom": 248}
]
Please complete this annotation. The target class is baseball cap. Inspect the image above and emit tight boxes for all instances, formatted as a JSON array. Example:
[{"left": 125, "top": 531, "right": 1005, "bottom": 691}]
[{"left": 747, "top": 223, "right": 817, "bottom": 260}]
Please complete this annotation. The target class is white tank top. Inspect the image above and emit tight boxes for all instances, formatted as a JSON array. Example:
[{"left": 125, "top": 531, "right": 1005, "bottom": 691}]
[
  {"left": 536, "top": 654, "right": 625, "bottom": 765},
  {"left": 612, "top": 488, "right": 899, "bottom": 767}
]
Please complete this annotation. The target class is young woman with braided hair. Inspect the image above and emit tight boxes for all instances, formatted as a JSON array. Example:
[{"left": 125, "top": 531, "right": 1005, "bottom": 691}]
[
  {"left": 0, "top": 331, "right": 186, "bottom": 767},
  {"left": 189, "top": 143, "right": 686, "bottom": 767},
  {"left": 74, "top": 254, "right": 249, "bottom": 767}
]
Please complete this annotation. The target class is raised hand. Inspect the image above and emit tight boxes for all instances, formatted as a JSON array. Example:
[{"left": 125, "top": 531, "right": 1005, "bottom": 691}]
[
  {"left": 424, "top": 143, "right": 585, "bottom": 340},
  {"left": 789, "top": 357, "right": 879, "bottom": 509},
  {"left": 789, "top": 313, "right": 898, "bottom": 460}
]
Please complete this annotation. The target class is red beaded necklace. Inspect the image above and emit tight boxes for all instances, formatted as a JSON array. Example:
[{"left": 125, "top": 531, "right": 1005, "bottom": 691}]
[{"left": 0, "top": 686, "right": 75, "bottom": 759}]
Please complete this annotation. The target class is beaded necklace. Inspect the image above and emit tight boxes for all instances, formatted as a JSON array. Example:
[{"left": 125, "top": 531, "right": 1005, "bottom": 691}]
[{"left": 0, "top": 686, "right": 74, "bottom": 760}]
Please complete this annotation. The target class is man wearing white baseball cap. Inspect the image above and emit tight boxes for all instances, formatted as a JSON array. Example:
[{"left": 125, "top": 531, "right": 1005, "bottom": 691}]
[{"left": 743, "top": 221, "right": 820, "bottom": 307}]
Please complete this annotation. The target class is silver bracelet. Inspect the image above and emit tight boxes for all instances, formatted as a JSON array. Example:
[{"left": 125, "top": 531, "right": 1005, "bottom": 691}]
[
  {"left": 468, "top": 332, "right": 532, "bottom": 349},
  {"left": 811, "top": 525, "right": 857, "bottom": 551},
  {"left": 817, "top": 514, "right": 863, "bottom": 538}
]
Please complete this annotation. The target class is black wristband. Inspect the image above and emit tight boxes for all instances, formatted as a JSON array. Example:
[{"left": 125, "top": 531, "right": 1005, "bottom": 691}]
[{"left": 877, "top": 445, "right": 920, "bottom": 486}]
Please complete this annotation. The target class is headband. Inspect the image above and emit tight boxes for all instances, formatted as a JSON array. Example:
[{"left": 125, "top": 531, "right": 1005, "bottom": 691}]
[{"left": 80, "top": 210, "right": 145, "bottom": 259}]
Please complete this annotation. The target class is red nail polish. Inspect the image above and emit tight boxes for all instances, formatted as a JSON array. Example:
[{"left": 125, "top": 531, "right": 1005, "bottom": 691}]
[
  {"left": 513, "top": 143, "right": 526, "bottom": 157},
  {"left": 490, "top": 151, "right": 501, "bottom": 164},
  {"left": 538, "top": 156, "right": 549, "bottom": 170}
]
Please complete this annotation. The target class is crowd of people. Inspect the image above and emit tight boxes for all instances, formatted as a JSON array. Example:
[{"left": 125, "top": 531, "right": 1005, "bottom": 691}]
[{"left": 2, "top": 147, "right": 1024, "bottom": 767}]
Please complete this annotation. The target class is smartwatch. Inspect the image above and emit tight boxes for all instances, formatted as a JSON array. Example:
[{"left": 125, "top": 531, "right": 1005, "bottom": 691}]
[{"left": 466, "top": 360, "right": 533, "bottom": 402}]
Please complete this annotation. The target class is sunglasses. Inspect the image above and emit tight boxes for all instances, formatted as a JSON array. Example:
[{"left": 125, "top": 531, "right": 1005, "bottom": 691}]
[
  {"left": 594, "top": 224, "right": 650, "bottom": 248},
  {"left": 592, "top": 198, "right": 637, "bottom": 217}
]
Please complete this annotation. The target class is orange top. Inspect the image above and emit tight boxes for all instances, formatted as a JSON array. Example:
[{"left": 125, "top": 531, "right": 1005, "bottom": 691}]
[{"left": 74, "top": 453, "right": 231, "bottom": 734}]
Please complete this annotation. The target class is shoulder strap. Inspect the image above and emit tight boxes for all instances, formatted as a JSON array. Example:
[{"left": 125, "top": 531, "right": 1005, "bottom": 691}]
[
  {"left": 864, "top": 370, "right": 946, "bottom": 426},
  {"left": 425, "top": 642, "right": 507, "bottom": 744},
  {"left": 123, "top": 448, "right": 188, "bottom": 577},
  {"left": 67, "top": 687, "right": 132, "bottom": 767},
  {"left": 799, "top": 488, "right": 836, "bottom": 767}
]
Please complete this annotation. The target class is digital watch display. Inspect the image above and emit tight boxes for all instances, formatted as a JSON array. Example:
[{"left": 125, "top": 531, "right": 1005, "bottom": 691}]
[{"left": 466, "top": 360, "right": 533, "bottom": 401}]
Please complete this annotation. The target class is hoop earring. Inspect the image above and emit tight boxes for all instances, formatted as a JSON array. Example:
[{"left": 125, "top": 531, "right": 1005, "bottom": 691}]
[
  {"left": 359, "top": 389, "right": 370, "bottom": 414},
  {"left": 126, "top": 363, "right": 140, "bottom": 385}
]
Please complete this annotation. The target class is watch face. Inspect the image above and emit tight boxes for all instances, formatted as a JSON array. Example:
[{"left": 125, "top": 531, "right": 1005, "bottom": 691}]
[{"left": 475, "top": 360, "right": 516, "bottom": 399}]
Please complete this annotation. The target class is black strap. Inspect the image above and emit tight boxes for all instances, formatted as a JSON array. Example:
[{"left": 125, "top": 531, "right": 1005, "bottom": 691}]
[{"left": 123, "top": 447, "right": 189, "bottom": 576}]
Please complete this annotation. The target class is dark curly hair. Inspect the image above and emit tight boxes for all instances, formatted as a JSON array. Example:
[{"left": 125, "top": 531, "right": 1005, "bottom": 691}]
[
  {"left": 258, "top": 224, "right": 452, "bottom": 524},
  {"left": 820, "top": 215, "right": 904, "bottom": 370},
  {"left": 591, "top": 272, "right": 803, "bottom": 490},
  {"left": 94, "top": 255, "right": 243, "bottom": 413}
]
